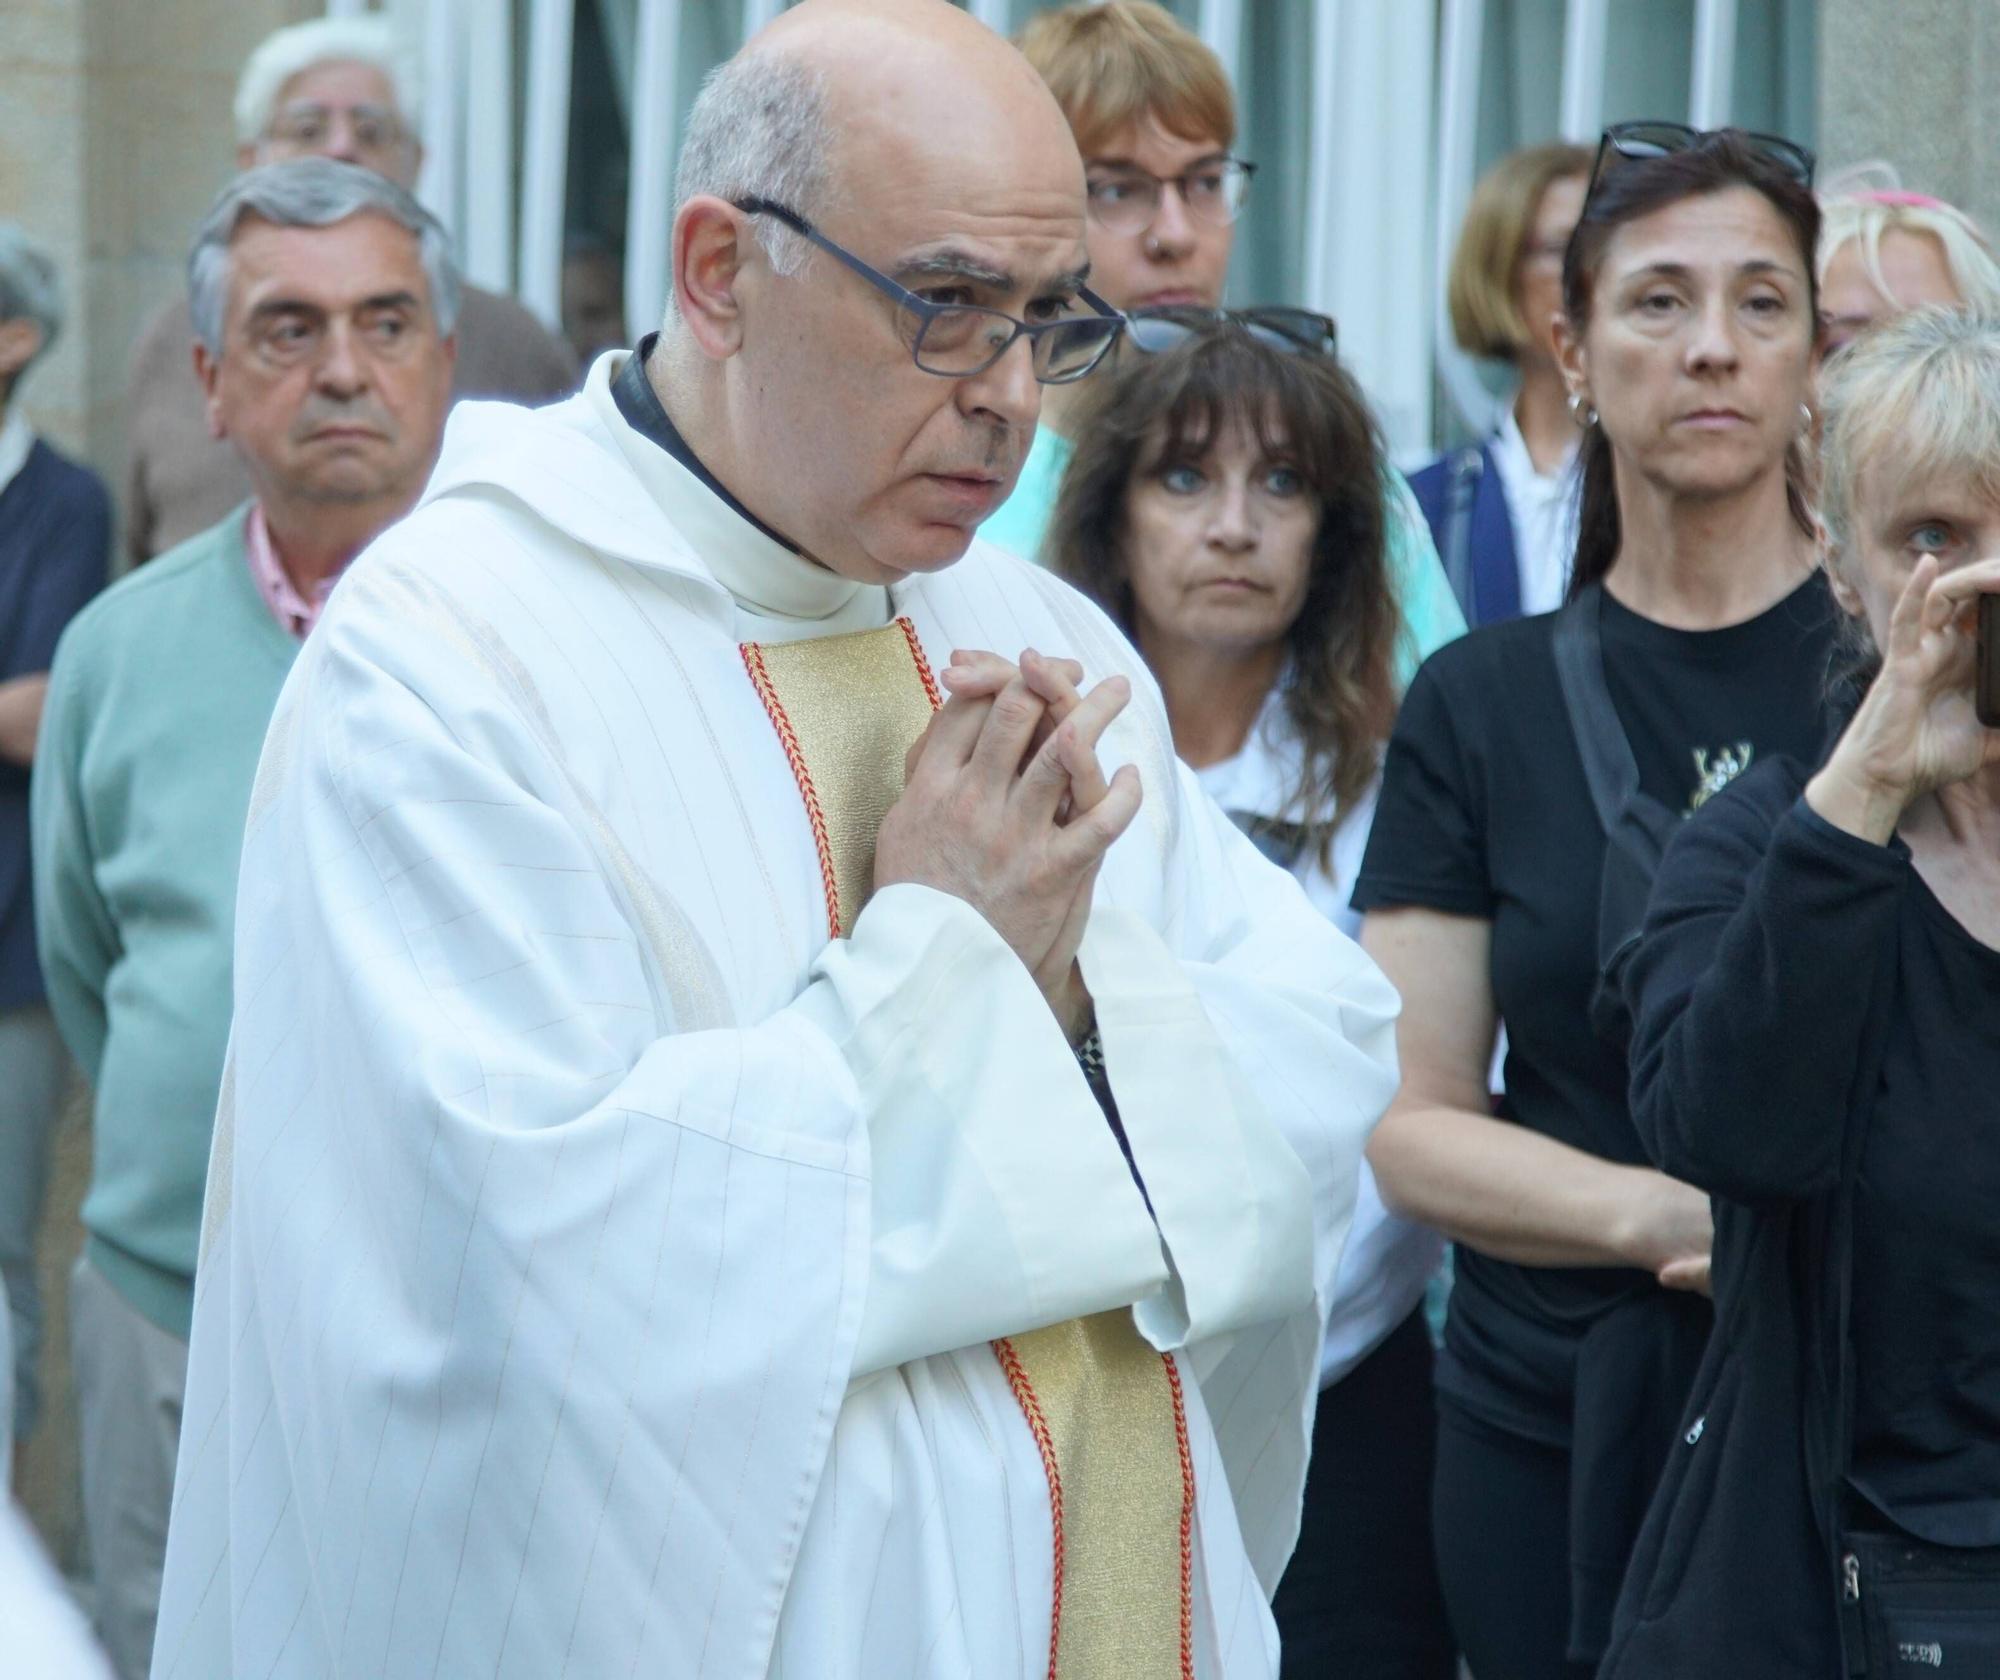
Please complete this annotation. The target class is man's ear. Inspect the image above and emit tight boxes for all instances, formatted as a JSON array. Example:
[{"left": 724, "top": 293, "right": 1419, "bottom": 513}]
[
  {"left": 193, "top": 338, "right": 227, "bottom": 441},
  {"left": 672, "top": 196, "right": 750, "bottom": 361},
  {"left": 235, "top": 141, "right": 260, "bottom": 172}
]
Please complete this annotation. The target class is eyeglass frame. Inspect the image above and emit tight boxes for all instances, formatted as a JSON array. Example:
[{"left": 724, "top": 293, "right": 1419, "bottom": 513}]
[
  {"left": 731, "top": 197, "right": 1126, "bottom": 384},
  {"left": 1083, "top": 158, "right": 1259, "bottom": 234},
  {"left": 1582, "top": 121, "right": 1816, "bottom": 216},
  {"left": 1124, "top": 305, "right": 1338, "bottom": 358}
]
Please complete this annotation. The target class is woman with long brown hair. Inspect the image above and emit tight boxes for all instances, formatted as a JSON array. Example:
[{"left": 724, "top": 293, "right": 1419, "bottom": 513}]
[
  {"left": 1354, "top": 127, "right": 1841, "bottom": 1678},
  {"left": 1048, "top": 318, "right": 1454, "bottom": 1679}
]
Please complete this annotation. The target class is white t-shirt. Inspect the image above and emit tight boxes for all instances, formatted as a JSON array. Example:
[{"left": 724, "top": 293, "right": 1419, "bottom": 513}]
[
  {"left": 1488, "top": 408, "right": 1580, "bottom": 618},
  {"left": 1195, "top": 693, "right": 1444, "bottom": 1388}
]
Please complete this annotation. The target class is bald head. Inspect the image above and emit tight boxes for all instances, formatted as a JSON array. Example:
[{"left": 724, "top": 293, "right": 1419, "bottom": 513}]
[
  {"left": 657, "top": 0, "right": 1106, "bottom": 587},
  {"left": 754, "top": 0, "right": 1081, "bottom": 189}
]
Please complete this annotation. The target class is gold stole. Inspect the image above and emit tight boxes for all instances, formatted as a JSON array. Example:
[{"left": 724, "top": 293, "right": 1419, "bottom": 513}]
[{"left": 741, "top": 618, "right": 1194, "bottom": 1679}]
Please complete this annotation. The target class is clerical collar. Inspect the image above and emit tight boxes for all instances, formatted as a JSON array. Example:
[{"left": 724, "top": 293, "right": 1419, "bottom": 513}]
[
  {"left": 591, "top": 341, "right": 885, "bottom": 629},
  {"left": 612, "top": 334, "right": 801, "bottom": 554}
]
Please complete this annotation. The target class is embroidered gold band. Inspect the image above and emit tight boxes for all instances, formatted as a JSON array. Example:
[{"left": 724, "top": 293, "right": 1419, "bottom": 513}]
[{"left": 741, "top": 615, "right": 1193, "bottom": 1677}]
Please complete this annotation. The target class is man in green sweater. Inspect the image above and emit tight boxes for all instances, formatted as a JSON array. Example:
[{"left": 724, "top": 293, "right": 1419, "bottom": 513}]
[{"left": 29, "top": 157, "right": 454, "bottom": 1680}]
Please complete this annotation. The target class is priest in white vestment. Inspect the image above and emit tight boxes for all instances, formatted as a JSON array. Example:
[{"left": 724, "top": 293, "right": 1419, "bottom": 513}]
[{"left": 151, "top": 5, "right": 1401, "bottom": 1677}]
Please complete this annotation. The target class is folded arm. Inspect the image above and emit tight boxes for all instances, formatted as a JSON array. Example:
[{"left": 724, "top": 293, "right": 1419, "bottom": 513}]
[{"left": 1623, "top": 767, "right": 1908, "bottom": 1207}]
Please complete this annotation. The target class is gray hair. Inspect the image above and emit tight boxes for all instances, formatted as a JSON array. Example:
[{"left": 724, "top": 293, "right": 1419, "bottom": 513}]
[
  {"left": 187, "top": 158, "right": 460, "bottom": 356},
  {"left": 0, "top": 224, "right": 62, "bottom": 382},
  {"left": 1821, "top": 306, "right": 2000, "bottom": 567},
  {"left": 668, "top": 50, "right": 835, "bottom": 320},
  {"left": 233, "top": 16, "right": 421, "bottom": 145}
]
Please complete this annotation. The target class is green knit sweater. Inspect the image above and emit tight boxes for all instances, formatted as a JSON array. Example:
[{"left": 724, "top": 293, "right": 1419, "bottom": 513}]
[{"left": 33, "top": 508, "right": 298, "bottom": 1337}]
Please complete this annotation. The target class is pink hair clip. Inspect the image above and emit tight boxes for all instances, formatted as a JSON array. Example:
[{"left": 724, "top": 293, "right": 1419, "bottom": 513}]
[{"left": 1854, "top": 189, "right": 1947, "bottom": 208}]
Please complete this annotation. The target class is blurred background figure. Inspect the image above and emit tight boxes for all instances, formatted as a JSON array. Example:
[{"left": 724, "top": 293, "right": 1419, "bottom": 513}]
[
  {"left": 996, "top": 0, "right": 1464, "bottom": 681},
  {"left": 1358, "top": 126, "right": 1834, "bottom": 1680},
  {"left": 29, "top": 160, "right": 456, "bottom": 1680},
  {"left": 561, "top": 231, "right": 628, "bottom": 366},
  {"left": 0, "top": 224, "right": 109, "bottom": 1484},
  {"left": 122, "top": 15, "right": 576, "bottom": 564},
  {"left": 1048, "top": 318, "right": 1454, "bottom": 1679},
  {"left": 1413, "top": 141, "right": 1594, "bottom": 626},
  {"left": 1817, "top": 162, "right": 2000, "bottom": 355},
  {"left": 0, "top": 1494, "right": 115, "bottom": 1680},
  {"left": 4, "top": 1274, "right": 110, "bottom": 1677}
]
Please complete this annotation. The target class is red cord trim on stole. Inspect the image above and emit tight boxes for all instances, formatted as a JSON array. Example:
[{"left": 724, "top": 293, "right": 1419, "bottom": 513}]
[
  {"left": 1162, "top": 1352, "right": 1196, "bottom": 1680},
  {"left": 739, "top": 640, "right": 843, "bottom": 942},
  {"left": 993, "top": 1336, "right": 1066, "bottom": 1680},
  {"left": 894, "top": 614, "right": 945, "bottom": 710}
]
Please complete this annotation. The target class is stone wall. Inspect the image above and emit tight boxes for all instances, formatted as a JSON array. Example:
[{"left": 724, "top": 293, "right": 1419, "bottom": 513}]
[
  {"left": 1819, "top": 0, "right": 2000, "bottom": 236},
  {"left": 3, "top": 0, "right": 317, "bottom": 481}
]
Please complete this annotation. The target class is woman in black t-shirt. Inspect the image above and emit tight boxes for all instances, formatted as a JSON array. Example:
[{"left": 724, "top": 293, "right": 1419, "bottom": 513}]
[
  {"left": 1353, "top": 129, "right": 1836, "bottom": 1679},
  {"left": 1602, "top": 308, "right": 2000, "bottom": 1674}
]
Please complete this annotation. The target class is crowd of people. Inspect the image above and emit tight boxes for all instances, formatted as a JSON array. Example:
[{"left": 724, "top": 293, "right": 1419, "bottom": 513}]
[{"left": 2, "top": 1, "right": 1999, "bottom": 1677}]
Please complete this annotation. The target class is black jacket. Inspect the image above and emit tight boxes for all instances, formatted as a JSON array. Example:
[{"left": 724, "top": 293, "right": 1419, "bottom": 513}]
[{"left": 1599, "top": 757, "right": 1905, "bottom": 1678}]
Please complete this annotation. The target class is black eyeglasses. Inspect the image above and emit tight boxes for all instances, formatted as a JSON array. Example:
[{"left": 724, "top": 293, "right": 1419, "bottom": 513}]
[
  {"left": 1584, "top": 121, "right": 1816, "bottom": 210},
  {"left": 1125, "top": 305, "right": 1337, "bottom": 358},
  {"left": 733, "top": 198, "right": 1125, "bottom": 384},
  {"left": 1085, "top": 158, "right": 1258, "bottom": 234}
]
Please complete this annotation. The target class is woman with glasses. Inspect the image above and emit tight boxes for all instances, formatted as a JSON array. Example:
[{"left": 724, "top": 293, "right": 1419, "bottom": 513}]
[
  {"left": 986, "top": 0, "right": 1467, "bottom": 686},
  {"left": 1354, "top": 126, "right": 1840, "bottom": 1679},
  {"left": 1597, "top": 306, "right": 2000, "bottom": 1676},
  {"left": 1047, "top": 321, "right": 1455, "bottom": 1680},
  {"left": 1413, "top": 141, "right": 1594, "bottom": 626}
]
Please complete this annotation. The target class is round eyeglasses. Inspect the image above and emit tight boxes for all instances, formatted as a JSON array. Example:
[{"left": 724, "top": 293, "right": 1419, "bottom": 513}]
[
  {"left": 1085, "top": 159, "right": 1257, "bottom": 235},
  {"left": 734, "top": 198, "right": 1126, "bottom": 384}
]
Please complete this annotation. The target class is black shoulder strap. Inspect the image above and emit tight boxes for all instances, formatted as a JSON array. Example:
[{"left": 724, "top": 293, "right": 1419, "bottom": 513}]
[
  {"left": 1441, "top": 446, "right": 1483, "bottom": 623},
  {"left": 1550, "top": 581, "right": 1639, "bottom": 836}
]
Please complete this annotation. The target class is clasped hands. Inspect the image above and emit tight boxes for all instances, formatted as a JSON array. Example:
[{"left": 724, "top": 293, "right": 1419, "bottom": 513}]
[{"left": 872, "top": 648, "right": 1143, "bottom": 1043}]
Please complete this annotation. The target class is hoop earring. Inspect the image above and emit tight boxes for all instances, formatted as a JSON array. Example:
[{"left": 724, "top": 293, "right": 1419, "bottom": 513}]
[
  {"left": 1567, "top": 390, "right": 1598, "bottom": 428},
  {"left": 1799, "top": 401, "right": 1815, "bottom": 433}
]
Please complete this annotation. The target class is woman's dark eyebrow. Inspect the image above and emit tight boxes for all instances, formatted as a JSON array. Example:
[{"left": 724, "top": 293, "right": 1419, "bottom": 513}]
[{"left": 1620, "top": 258, "right": 1801, "bottom": 283}]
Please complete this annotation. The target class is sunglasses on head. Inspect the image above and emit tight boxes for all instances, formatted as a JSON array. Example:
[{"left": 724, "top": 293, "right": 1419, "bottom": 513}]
[
  {"left": 1124, "top": 306, "right": 1338, "bottom": 358},
  {"left": 1584, "top": 121, "right": 1816, "bottom": 209}
]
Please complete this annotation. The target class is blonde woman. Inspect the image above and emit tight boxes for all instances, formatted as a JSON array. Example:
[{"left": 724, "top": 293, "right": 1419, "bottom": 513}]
[
  {"left": 1602, "top": 307, "right": 2000, "bottom": 1674},
  {"left": 1412, "top": 141, "right": 1594, "bottom": 624},
  {"left": 1818, "top": 163, "right": 2000, "bottom": 354}
]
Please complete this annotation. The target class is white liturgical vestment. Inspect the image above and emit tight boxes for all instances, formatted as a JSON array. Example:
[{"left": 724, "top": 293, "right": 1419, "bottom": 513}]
[{"left": 150, "top": 351, "right": 1401, "bottom": 1680}]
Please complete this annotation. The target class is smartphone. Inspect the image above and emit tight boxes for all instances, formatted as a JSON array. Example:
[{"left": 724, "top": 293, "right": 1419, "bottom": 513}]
[{"left": 1980, "top": 594, "right": 2000, "bottom": 729}]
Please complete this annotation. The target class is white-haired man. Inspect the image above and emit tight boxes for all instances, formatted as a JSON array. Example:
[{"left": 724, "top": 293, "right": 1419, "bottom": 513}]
[
  {"left": 153, "top": 5, "right": 1399, "bottom": 1677},
  {"left": 0, "top": 222, "right": 109, "bottom": 1478},
  {"left": 33, "top": 159, "right": 455, "bottom": 1680},
  {"left": 122, "top": 15, "right": 577, "bottom": 562}
]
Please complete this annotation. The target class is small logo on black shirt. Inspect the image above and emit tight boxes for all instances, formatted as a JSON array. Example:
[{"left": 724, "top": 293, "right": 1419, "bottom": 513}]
[{"left": 1688, "top": 743, "right": 1755, "bottom": 812}]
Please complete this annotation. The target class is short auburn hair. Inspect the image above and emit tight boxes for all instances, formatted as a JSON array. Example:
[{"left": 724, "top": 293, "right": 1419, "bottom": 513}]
[
  {"left": 1018, "top": 1, "right": 1234, "bottom": 157},
  {"left": 1447, "top": 140, "right": 1594, "bottom": 361}
]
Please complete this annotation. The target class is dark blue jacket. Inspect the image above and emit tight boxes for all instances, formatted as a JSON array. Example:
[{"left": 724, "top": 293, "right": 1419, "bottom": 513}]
[
  {"left": 1600, "top": 757, "right": 1901, "bottom": 1678},
  {"left": 1407, "top": 442, "right": 1522, "bottom": 628},
  {"left": 1, "top": 437, "right": 111, "bottom": 1010}
]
